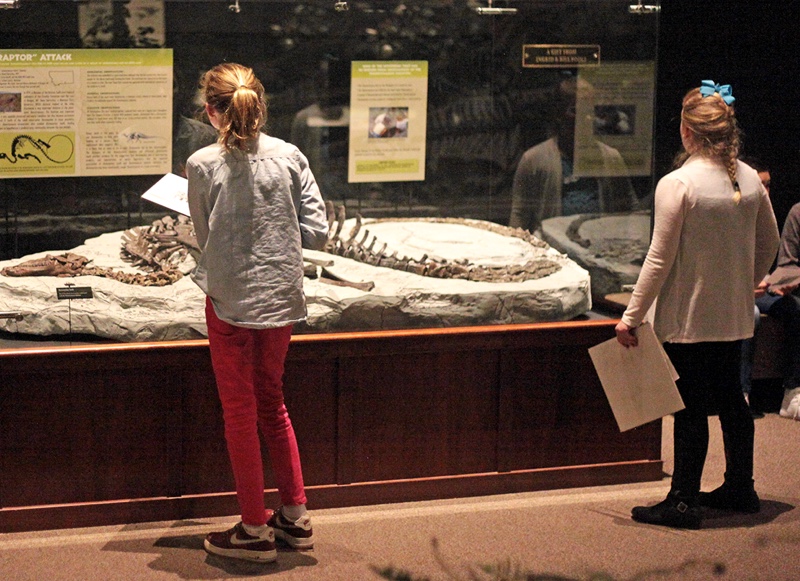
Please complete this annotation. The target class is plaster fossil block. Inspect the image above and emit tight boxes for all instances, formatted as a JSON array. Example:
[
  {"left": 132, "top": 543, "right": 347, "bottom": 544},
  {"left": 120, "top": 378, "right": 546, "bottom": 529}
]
[
  {"left": 541, "top": 211, "right": 650, "bottom": 301},
  {"left": 0, "top": 218, "right": 591, "bottom": 342},
  {"left": 302, "top": 217, "right": 591, "bottom": 332}
]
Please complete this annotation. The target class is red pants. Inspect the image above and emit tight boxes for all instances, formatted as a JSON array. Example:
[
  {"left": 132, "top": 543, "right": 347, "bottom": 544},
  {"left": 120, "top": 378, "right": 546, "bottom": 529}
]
[{"left": 205, "top": 298, "right": 307, "bottom": 526}]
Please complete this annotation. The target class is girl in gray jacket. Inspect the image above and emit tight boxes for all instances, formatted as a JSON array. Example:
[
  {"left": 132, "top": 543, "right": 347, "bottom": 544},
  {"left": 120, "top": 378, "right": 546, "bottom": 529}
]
[{"left": 187, "top": 62, "right": 328, "bottom": 562}]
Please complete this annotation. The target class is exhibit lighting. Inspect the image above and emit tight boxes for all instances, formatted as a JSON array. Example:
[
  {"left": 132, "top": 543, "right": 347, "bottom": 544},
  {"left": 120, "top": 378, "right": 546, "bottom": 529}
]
[
  {"left": 474, "top": 0, "right": 517, "bottom": 16},
  {"left": 628, "top": 1, "right": 660, "bottom": 14},
  {"left": 334, "top": 1, "right": 349, "bottom": 11},
  {"left": 0, "top": 0, "right": 21, "bottom": 9}
]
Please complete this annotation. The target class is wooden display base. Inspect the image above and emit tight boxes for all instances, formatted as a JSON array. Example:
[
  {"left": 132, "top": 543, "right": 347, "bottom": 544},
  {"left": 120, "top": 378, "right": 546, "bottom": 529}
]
[{"left": 0, "top": 320, "right": 663, "bottom": 533}]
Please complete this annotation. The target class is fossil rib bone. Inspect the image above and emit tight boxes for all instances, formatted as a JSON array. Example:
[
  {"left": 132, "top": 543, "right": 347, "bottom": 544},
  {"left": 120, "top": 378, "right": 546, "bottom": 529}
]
[{"left": 321, "top": 202, "right": 561, "bottom": 283}]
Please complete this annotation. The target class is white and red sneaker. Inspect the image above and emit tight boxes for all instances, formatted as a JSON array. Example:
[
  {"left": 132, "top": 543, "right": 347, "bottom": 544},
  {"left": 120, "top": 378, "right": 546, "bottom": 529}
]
[
  {"left": 780, "top": 386, "right": 800, "bottom": 420},
  {"left": 267, "top": 507, "right": 314, "bottom": 549},
  {"left": 203, "top": 522, "right": 277, "bottom": 562}
]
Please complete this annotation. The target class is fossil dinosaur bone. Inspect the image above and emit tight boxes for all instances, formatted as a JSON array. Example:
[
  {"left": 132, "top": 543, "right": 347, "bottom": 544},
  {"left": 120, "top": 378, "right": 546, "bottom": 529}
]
[
  {"left": 120, "top": 215, "right": 198, "bottom": 273},
  {"left": 0, "top": 252, "right": 184, "bottom": 286},
  {"left": 321, "top": 202, "right": 561, "bottom": 283},
  {"left": 1, "top": 253, "right": 90, "bottom": 278}
]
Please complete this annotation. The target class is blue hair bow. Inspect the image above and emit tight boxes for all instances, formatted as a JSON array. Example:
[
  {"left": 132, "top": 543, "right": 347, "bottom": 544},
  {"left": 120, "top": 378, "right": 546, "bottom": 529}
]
[{"left": 699, "top": 80, "right": 735, "bottom": 105}]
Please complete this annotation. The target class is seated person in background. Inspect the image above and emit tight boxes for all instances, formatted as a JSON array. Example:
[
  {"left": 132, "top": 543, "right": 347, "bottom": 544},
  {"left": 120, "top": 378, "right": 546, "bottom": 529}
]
[
  {"left": 760, "top": 199, "right": 800, "bottom": 419},
  {"left": 738, "top": 157, "right": 772, "bottom": 408},
  {"left": 509, "top": 76, "right": 638, "bottom": 235}
]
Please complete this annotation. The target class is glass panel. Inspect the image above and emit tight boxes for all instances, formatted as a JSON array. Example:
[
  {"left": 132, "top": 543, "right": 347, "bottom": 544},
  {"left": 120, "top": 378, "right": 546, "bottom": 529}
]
[{"left": 0, "top": 0, "right": 659, "bottom": 343}]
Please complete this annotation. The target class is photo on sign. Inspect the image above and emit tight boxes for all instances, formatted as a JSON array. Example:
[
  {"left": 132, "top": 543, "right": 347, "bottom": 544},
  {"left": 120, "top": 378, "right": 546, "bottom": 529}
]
[
  {"left": 594, "top": 104, "right": 636, "bottom": 136},
  {"left": 0, "top": 93, "right": 22, "bottom": 113},
  {"left": 79, "top": 0, "right": 165, "bottom": 48},
  {"left": 368, "top": 107, "right": 409, "bottom": 138}
]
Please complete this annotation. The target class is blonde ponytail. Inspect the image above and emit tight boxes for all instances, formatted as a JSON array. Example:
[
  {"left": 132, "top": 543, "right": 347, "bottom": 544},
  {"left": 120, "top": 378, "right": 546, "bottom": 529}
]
[{"left": 200, "top": 63, "right": 267, "bottom": 152}]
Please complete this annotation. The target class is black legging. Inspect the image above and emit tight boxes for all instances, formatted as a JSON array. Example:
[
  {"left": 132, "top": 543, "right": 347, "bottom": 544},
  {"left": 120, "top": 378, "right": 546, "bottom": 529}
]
[
  {"left": 764, "top": 293, "right": 800, "bottom": 388},
  {"left": 664, "top": 340, "right": 755, "bottom": 499}
]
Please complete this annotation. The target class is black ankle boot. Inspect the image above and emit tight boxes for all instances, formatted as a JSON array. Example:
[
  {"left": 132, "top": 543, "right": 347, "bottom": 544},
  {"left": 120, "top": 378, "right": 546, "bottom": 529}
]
[
  {"left": 698, "top": 481, "right": 760, "bottom": 514},
  {"left": 631, "top": 491, "right": 701, "bottom": 529}
]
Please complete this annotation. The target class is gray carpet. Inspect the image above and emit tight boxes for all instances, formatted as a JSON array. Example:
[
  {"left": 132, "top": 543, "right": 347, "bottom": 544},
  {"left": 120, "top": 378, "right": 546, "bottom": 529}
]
[{"left": 1, "top": 414, "right": 799, "bottom": 581}]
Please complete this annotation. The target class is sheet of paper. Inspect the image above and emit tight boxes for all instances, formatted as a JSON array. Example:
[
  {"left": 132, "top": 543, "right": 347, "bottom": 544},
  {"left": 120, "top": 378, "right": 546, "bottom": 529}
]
[
  {"left": 141, "top": 173, "right": 189, "bottom": 216},
  {"left": 766, "top": 265, "right": 800, "bottom": 289},
  {"left": 588, "top": 322, "right": 684, "bottom": 432}
]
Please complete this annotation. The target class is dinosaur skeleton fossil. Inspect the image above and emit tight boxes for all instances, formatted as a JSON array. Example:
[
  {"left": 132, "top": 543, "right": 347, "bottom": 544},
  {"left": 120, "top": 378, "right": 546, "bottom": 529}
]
[
  {"left": 564, "top": 212, "right": 649, "bottom": 265},
  {"left": 321, "top": 201, "right": 561, "bottom": 283},
  {"left": 1, "top": 206, "right": 563, "bottom": 287},
  {"left": 0, "top": 216, "right": 196, "bottom": 286}
]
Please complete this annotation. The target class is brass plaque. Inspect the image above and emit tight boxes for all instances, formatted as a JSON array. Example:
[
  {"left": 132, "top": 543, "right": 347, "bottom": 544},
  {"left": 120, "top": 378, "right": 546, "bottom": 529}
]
[
  {"left": 522, "top": 44, "right": 601, "bottom": 68},
  {"left": 57, "top": 286, "right": 94, "bottom": 300}
]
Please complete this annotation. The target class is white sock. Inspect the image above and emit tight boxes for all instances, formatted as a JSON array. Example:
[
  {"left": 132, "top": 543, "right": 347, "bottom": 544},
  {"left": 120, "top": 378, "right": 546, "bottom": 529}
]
[
  {"left": 281, "top": 504, "right": 307, "bottom": 522},
  {"left": 242, "top": 522, "right": 270, "bottom": 538}
]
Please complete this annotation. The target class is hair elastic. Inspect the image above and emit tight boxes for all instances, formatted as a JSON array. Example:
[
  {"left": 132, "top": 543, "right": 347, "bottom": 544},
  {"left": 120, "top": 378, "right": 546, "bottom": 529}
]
[{"left": 699, "top": 80, "right": 735, "bottom": 105}]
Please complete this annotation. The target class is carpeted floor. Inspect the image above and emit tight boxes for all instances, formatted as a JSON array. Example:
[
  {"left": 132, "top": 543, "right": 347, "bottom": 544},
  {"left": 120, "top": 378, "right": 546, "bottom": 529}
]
[{"left": 1, "top": 413, "right": 799, "bottom": 581}]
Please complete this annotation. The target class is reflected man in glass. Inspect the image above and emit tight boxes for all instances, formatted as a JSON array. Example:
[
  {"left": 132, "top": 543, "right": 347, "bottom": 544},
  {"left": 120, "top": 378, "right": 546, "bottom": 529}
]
[{"left": 509, "top": 76, "right": 638, "bottom": 235}]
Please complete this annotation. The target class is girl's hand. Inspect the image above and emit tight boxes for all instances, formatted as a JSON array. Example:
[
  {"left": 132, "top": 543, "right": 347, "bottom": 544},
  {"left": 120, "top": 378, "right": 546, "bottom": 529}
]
[
  {"left": 755, "top": 280, "right": 769, "bottom": 299},
  {"left": 615, "top": 321, "right": 638, "bottom": 348},
  {"left": 771, "top": 282, "right": 798, "bottom": 296}
]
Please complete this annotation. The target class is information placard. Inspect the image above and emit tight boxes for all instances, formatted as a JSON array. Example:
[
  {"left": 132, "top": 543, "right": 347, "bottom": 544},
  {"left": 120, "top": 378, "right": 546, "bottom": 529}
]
[
  {"left": 57, "top": 286, "right": 94, "bottom": 300},
  {"left": 573, "top": 61, "right": 656, "bottom": 177},
  {"left": 348, "top": 61, "right": 428, "bottom": 183},
  {"left": 522, "top": 44, "right": 601, "bottom": 68},
  {"left": 0, "top": 48, "right": 173, "bottom": 179}
]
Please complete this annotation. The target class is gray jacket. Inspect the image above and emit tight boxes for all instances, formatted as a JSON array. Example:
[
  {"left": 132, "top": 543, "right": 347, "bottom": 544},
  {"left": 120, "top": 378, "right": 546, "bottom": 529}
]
[{"left": 187, "top": 133, "right": 328, "bottom": 328}]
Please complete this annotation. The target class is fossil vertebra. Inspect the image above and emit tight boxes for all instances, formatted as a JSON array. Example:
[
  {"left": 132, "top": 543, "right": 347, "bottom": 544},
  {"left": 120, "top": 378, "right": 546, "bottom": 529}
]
[{"left": 322, "top": 202, "right": 561, "bottom": 283}]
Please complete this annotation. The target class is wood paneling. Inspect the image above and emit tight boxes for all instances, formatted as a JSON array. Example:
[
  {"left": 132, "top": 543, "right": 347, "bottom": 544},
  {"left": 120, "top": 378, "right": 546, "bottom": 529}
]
[{"left": 0, "top": 320, "right": 663, "bottom": 532}]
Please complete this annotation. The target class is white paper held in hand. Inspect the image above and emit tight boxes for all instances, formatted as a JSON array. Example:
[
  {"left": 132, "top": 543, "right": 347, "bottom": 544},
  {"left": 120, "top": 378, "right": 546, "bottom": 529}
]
[
  {"left": 588, "top": 321, "right": 684, "bottom": 432},
  {"left": 141, "top": 173, "right": 190, "bottom": 216}
]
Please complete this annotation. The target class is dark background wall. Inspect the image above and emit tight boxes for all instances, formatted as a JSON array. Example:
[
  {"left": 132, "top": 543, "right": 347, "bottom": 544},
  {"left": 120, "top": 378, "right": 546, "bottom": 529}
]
[
  {"left": 656, "top": 0, "right": 800, "bottom": 229},
  {"left": 2, "top": 1, "right": 799, "bottom": 250}
]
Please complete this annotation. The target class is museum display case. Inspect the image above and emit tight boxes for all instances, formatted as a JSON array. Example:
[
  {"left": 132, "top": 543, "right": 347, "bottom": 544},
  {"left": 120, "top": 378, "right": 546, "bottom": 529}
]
[
  {"left": 1, "top": 0, "right": 659, "bottom": 341},
  {"left": 0, "top": 0, "right": 663, "bottom": 532}
]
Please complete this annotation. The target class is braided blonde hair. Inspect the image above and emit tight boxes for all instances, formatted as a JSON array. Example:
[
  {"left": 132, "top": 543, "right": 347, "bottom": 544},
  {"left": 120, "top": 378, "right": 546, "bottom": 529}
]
[
  {"left": 200, "top": 63, "right": 267, "bottom": 151},
  {"left": 679, "top": 87, "right": 742, "bottom": 203}
]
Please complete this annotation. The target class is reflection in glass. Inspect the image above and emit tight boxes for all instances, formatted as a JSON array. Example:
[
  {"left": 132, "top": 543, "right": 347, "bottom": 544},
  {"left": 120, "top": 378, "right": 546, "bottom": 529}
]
[{"left": 0, "top": 0, "right": 659, "bottom": 341}]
